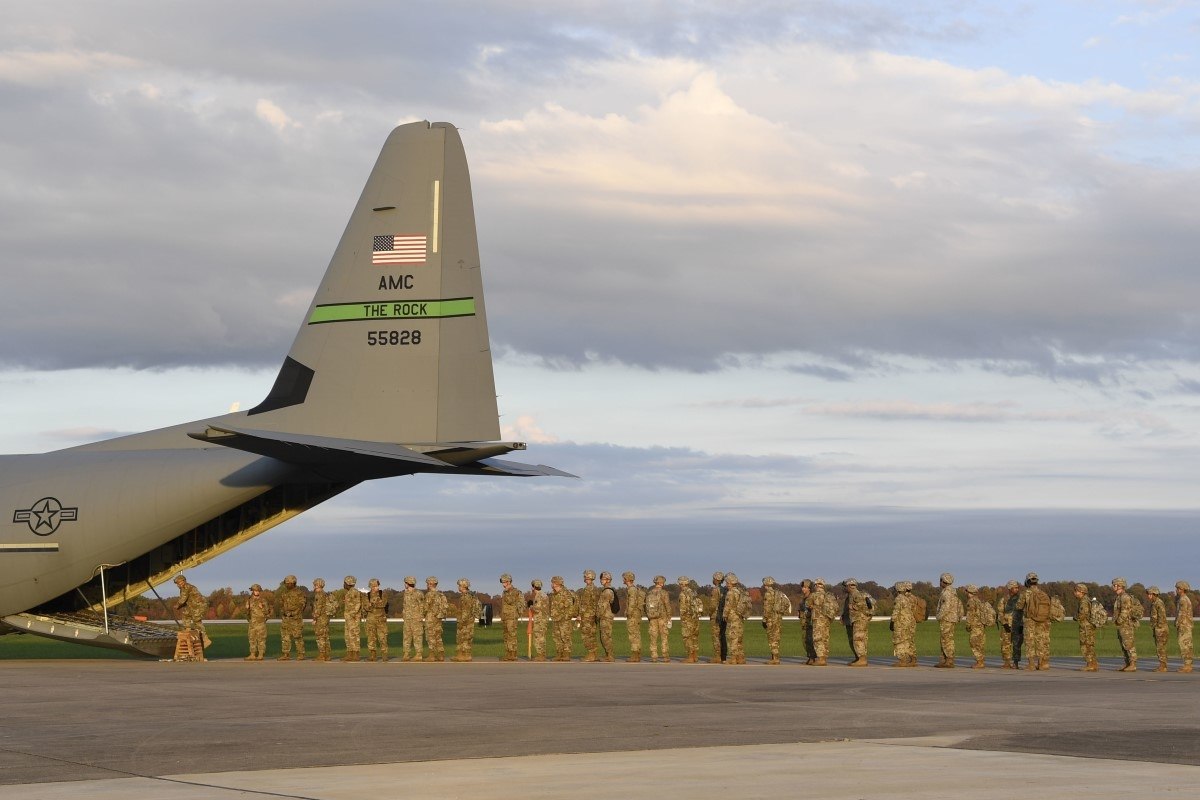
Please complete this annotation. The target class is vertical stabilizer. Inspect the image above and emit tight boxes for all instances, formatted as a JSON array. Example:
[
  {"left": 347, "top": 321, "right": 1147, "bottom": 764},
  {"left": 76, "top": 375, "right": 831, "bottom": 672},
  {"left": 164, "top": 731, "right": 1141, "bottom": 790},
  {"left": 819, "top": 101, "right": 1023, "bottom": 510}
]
[{"left": 247, "top": 122, "right": 500, "bottom": 444}]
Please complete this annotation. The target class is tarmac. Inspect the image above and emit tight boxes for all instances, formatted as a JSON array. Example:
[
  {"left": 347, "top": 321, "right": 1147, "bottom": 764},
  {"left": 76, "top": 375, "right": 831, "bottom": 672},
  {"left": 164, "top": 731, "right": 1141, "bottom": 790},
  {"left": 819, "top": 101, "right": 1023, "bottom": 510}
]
[{"left": 2, "top": 654, "right": 1198, "bottom": 798}]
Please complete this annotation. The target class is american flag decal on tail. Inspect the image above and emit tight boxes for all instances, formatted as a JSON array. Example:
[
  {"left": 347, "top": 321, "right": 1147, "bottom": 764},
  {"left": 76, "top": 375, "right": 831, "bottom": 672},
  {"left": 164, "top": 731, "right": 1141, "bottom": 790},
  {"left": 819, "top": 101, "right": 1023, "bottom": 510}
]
[{"left": 372, "top": 234, "right": 427, "bottom": 265}]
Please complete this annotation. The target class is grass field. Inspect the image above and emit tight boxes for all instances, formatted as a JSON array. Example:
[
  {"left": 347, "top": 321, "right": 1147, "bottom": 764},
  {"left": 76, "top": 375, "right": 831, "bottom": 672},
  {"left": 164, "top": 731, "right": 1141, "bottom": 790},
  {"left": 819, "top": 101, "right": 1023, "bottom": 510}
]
[{"left": 0, "top": 619, "right": 1182, "bottom": 662}]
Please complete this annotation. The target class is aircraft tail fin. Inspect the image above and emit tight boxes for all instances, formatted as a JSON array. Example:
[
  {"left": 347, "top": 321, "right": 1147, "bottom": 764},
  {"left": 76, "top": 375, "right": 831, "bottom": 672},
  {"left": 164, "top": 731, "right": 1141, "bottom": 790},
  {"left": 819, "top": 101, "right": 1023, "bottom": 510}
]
[{"left": 246, "top": 122, "right": 500, "bottom": 445}]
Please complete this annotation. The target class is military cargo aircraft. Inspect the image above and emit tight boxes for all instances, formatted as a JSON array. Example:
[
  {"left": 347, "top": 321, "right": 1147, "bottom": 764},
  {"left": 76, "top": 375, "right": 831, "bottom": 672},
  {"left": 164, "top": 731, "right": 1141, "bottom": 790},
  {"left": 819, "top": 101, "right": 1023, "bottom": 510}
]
[{"left": 0, "top": 121, "right": 572, "bottom": 657}]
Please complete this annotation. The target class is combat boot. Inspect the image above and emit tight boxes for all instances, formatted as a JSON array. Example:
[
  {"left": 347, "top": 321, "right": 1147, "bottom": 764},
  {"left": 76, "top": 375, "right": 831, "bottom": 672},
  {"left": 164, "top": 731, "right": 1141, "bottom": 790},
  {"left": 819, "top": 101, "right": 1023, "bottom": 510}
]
[
  {"left": 662, "top": 655, "right": 672, "bottom": 663},
  {"left": 533, "top": 655, "right": 546, "bottom": 662},
  {"left": 973, "top": 658, "right": 985, "bottom": 669},
  {"left": 276, "top": 653, "right": 292, "bottom": 661},
  {"left": 243, "top": 655, "right": 255, "bottom": 661},
  {"left": 1179, "top": 663, "right": 1193, "bottom": 673},
  {"left": 1038, "top": 659, "right": 1049, "bottom": 670},
  {"left": 813, "top": 657, "right": 827, "bottom": 666},
  {"left": 688, "top": 648, "right": 698, "bottom": 663},
  {"left": 1155, "top": 659, "right": 1168, "bottom": 672},
  {"left": 934, "top": 659, "right": 953, "bottom": 668},
  {"left": 804, "top": 658, "right": 815, "bottom": 666},
  {"left": 1082, "top": 659, "right": 1098, "bottom": 672},
  {"left": 849, "top": 657, "right": 868, "bottom": 667},
  {"left": 296, "top": 651, "right": 306, "bottom": 661},
  {"left": 768, "top": 656, "right": 780, "bottom": 665}
]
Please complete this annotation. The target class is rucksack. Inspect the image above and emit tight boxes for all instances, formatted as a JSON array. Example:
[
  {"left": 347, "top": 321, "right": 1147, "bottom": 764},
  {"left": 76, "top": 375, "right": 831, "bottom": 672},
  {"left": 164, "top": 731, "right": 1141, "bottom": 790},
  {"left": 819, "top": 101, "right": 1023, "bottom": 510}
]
[
  {"left": 1088, "top": 599, "right": 1107, "bottom": 629},
  {"left": 646, "top": 591, "right": 664, "bottom": 618},
  {"left": 775, "top": 592, "right": 793, "bottom": 615},
  {"left": 739, "top": 591, "right": 752, "bottom": 618},
  {"left": 1049, "top": 596, "right": 1065, "bottom": 623},
  {"left": 823, "top": 594, "right": 838, "bottom": 620},
  {"left": 864, "top": 594, "right": 876, "bottom": 613},
  {"left": 1026, "top": 589, "right": 1051, "bottom": 623},
  {"left": 913, "top": 596, "right": 927, "bottom": 621},
  {"left": 980, "top": 600, "right": 997, "bottom": 627},
  {"left": 1125, "top": 598, "right": 1143, "bottom": 627},
  {"left": 610, "top": 591, "right": 620, "bottom": 615}
]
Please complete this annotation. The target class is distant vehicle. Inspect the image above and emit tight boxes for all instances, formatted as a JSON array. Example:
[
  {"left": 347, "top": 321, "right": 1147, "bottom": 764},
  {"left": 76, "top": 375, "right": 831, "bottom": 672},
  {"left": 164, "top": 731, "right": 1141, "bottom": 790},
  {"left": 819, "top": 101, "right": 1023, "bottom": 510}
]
[{"left": 0, "top": 122, "right": 572, "bottom": 656}]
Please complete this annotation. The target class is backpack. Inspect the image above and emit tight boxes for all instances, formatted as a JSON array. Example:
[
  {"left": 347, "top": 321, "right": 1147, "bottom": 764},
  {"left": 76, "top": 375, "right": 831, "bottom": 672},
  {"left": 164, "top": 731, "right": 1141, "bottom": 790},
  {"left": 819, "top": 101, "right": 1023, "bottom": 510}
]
[
  {"left": 913, "top": 596, "right": 927, "bottom": 622},
  {"left": 610, "top": 591, "right": 620, "bottom": 615},
  {"left": 1049, "top": 596, "right": 1065, "bottom": 623},
  {"left": 646, "top": 591, "right": 664, "bottom": 619},
  {"left": 823, "top": 594, "right": 838, "bottom": 620},
  {"left": 1026, "top": 589, "right": 1051, "bottom": 623},
  {"left": 1125, "top": 598, "right": 1143, "bottom": 627},
  {"left": 980, "top": 600, "right": 997, "bottom": 627},
  {"left": 692, "top": 596, "right": 704, "bottom": 617},
  {"left": 864, "top": 594, "right": 876, "bottom": 613},
  {"left": 739, "top": 590, "right": 752, "bottom": 618},
  {"left": 1088, "top": 599, "right": 1107, "bottom": 629},
  {"left": 774, "top": 592, "right": 793, "bottom": 615}
]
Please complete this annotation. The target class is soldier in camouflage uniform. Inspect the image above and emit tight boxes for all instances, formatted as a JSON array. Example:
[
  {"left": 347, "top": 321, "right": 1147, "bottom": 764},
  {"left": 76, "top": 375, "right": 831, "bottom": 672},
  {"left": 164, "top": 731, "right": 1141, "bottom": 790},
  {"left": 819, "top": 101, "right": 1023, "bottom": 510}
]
[
  {"left": 529, "top": 579, "right": 549, "bottom": 662},
  {"left": 842, "top": 578, "right": 871, "bottom": 667},
  {"left": 173, "top": 574, "right": 211, "bottom": 652},
  {"left": 935, "top": 572, "right": 964, "bottom": 668},
  {"left": 365, "top": 578, "right": 389, "bottom": 662},
  {"left": 550, "top": 576, "right": 578, "bottom": 661},
  {"left": 1148, "top": 586, "right": 1169, "bottom": 672},
  {"left": 963, "top": 585, "right": 987, "bottom": 669},
  {"left": 762, "top": 577, "right": 786, "bottom": 665},
  {"left": 400, "top": 576, "right": 424, "bottom": 661},
  {"left": 1073, "top": 583, "right": 1099, "bottom": 672},
  {"left": 1112, "top": 577, "right": 1140, "bottom": 671},
  {"left": 890, "top": 581, "right": 917, "bottom": 667},
  {"left": 678, "top": 576, "right": 701, "bottom": 663},
  {"left": 423, "top": 577, "right": 449, "bottom": 662},
  {"left": 708, "top": 571, "right": 727, "bottom": 663},
  {"left": 341, "top": 576, "right": 363, "bottom": 662},
  {"left": 499, "top": 573, "right": 523, "bottom": 661},
  {"left": 577, "top": 570, "right": 600, "bottom": 662},
  {"left": 245, "top": 583, "right": 268, "bottom": 661},
  {"left": 646, "top": 575, "right": 671, "bottom": 662},
  {"left": 798, "top": 579, "right": 816, "bottom": 664},
  {"left": 808, "top": 578, "right": 834, "bottom": 666},
  {"left": 997, "top": 579, "right": 1022, "bottom": 669},
  {"left": 1017, "top": 572, "right": 1052, "bottom": 670},
  {"left": 597, "top": 571, "right": 617, "bottom": 662},
  {"left": 311, "top": 578, "right": 332, "bottom": 662},
  {"left": 276, "top": 574, "right": 306, "bottom": 660},
  {"left": 623, "top": 571, "right": 646, "bottom": 663},
  {"left": 453, "top": 578, "right": 481, "bottom": 661},
  {"left": 723, "top": 573, "right": 748, "bottom": 664},
  {"left": 1176, "top": 580, "right": 1194, "bottom": 673}
]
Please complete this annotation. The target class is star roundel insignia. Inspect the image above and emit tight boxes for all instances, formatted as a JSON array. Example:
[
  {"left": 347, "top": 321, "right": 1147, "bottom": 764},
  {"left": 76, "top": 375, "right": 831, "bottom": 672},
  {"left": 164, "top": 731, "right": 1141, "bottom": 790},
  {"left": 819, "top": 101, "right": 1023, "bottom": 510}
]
[{"left": 13, "top": 497, "right": 79, "bottom": 536}]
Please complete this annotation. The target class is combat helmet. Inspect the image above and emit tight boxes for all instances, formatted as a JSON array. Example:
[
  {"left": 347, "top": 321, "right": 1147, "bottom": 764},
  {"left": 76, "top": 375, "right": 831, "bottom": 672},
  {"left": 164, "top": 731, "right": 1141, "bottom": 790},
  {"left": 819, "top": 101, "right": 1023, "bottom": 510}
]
[
  {"left": 583, "top": 569, "right": 596, "bottom": 580},
  {"left": 712, "top": 571, "right": 725, "bottom": 582},
  {"left": 250, "top": 583, "right": 262, "bottom": 592},
  {"left": 344, "top": 575, "right": 357, "bottom": 587},
  {"left": 457, "top": 578, "right": 471, "bottom": 589},
  {"left": 622, "top": 571, "right": 635, "bottom": 582},
  {"left": 677, "top": 576, "right": 691, "bottom": 586},
  {"left": 313, "top": 577, "right": 325, "bottom": 589},
  {"left": 725, "top": 572, "right": 738, "bottom": 584},
  {"left": 940, "top": 572, "right": 954, "bottom": 586},
  {"left": 173, "top": 574, "right": 186, "bottom": 584},
  {"left": 1177, "top": 580, "right": 1192, "bottom": 592},
  {"left": 965, "top": 584, "right": 977, "bottom": 594},
  {"left": 426, "top": 576, "right": 439, "bottom": 586},
  {"left": 1148, "top": 586, "right": 1161, "bottom": 595},
  {"left": 1025, "top": 572, "right": 1039, "bottom": 585},
  {"left": 654, "top": 575, "right": 666, "bottom": 585},
  {"left": 600, "top": 571, "right": 612, "bottom": 581},
  {"left": 531, "top": 578, "right": 543, "bottom": 589},
  {"left": 763, "top": 577, "right": 776, "bottom": 587},
  {"left": 500, "top": 573, "right": 513, "bottom": 583},
  {"left": 284, "top": 574, "right": 297, "bottom": 586},
  {"left": 404, "top": 576, "right": 417, "bottom": 586},
  {"left": 1112, "top": 577, "right": 1127, "bottom": 589},
  {"left": 551, "top": 575, "right": 565, "bottom": 586}
]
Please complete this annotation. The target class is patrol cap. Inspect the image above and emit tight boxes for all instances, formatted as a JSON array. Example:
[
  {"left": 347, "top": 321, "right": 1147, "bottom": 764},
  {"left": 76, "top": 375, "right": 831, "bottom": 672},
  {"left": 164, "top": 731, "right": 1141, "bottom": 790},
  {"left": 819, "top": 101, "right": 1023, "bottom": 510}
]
[
  {"left": 551, "top": 575, "right": 565, "bottom": 585},
  {"left": 654, "top": 575, "right": 666, "bottom": 584},
  {"left": 344, "top": 575, "right": 357, "bottom": 586},
  {"left": 250, "top": 583, "right": 262, "bottom": 592},
  {"left": 600, "top": 571, "right": 612, "bottom": 581},
  {"left": 940, "top": 572, "right": 954, "bottom": 585},
  {"left": 1112, "top": 577, "right": 1127, "bottom": 589},
  {"left": 457, "top": 578, "right": 471, "bottom": 589},
  {"left": 712, "top": 571, "right": 725, "bottom": 582},
  {"left": 1074, "top": 583, "right": 1088, "bottom": 593},
  {"left": 583, "top": 569, "right": 596, "bottom": 580},
  {"left": 313, "top": 577, "right": 325, "bottom": 588},
  {"left": 1006, "top": 580, "right": 1020, "bottom": 590},
  {"left": 173, "top": 574, "right": 186, "bottom": 584},
  {"left": 404, "top": 576, "right": 416, "bottom": 586},
  {"left": 284, "top": 574, "right": 297, "bottom": 584},
  {"left": 965, "top": 584, "right": 977, "bottom": 594},
  {"left": 763, "top": 577, "right": 776, "bottom": 587},
  {"left": 725, "top": 572, "right": 738, "bottom": 584},
  {"left": 622, "top": 571, "right": 635, "bottom": 581},
  {"left": 426, "top": 576, "right": 438, "bottom": 586},
  {"left": 842, "top": 578, "right": 856, "bottom": 587},
  {"left": 1148, "top": 586, "right": 1161, "bottom": 595},
  {"left": 677, "top": 576, "right": 691, "bottom": 585},
  {"left": 1178, "top": 580, "right": 1192, "bottom": 592},
  {"left": 500, "top": 573, "right": 513, "bottom": 582},
  {"left": 531, "top": 578, "right": 543, "bottom": 589},
  {"left": 1025, "top": 572, "right": 1039, "bottom": 584}
]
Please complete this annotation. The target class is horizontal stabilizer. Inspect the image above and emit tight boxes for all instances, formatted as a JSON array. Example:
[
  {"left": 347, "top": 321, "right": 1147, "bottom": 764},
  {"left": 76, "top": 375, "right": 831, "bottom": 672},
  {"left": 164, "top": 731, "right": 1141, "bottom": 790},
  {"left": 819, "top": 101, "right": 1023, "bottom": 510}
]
[
  {"left": 458, "top": 458, "right": 579, "bottom": 478},
  {"left": 188, "top": 425, "right": 448, "bottom": 470}
]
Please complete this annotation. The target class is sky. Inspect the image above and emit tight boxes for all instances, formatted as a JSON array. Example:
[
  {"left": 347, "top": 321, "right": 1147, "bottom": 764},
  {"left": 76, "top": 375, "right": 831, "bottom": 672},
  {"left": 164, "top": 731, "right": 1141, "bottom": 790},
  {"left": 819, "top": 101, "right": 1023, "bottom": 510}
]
[{"left": 1, "top": 1, "right": 1199, "bottom": 593}]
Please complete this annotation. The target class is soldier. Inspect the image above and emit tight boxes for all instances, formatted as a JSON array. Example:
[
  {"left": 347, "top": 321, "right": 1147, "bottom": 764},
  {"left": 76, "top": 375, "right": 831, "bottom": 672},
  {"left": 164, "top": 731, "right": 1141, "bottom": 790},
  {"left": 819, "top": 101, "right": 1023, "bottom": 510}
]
[
  {"left": 934, "top": 572, "right": 964, "bottom": 668},
  {"left": 623, "top": 571, "right": 646, "bottom": 663},
  {"left": 1112, "top": 577, "right": 1141, "bottom": 671},
  {"left": 173, "top": 574, "right": 211, "bottom": 652},
  {"left": 708, "top": 571, "right": 727, "bottom": 663},
  {"left": 341, "top": 575, "right": 363, "bottom": 662},
  {"left": 678, "top": 576, "right": 701, "bottom": 663},
  {"left": 1016, "top": 572, "right": 1051, "bottom": 670},
  {"left": 997, "top": 579, "right": 1023, "bottom": 669},
  {"left": 1176, "top": 580, "right": 1194, "bottom": 673},
  {"left": 597, "top": 571, "right": 617, "bottom": 662},
  {"left": 808, "top": 577, "right": 835, "bottom": 666},
  {"left": 276, "top": 574, "right": 306, "bottom": 661},
  {"left": 365, "top": 578, "right": 389, "bottom": 662},
  {"left": 424, "top": 577, "right": 449, "bottom": 662},
  {"left": 963, "top": 585, "right": 988, "bottom": 669},
  {"left": 400, "top": 576, "right": 424, "bottom": 662},
  {"left": 1073, "top": 583, "right": 1099, "bottom": 672},
  {"left": 1148, "top": 586, "right": 1169, "bottom": 672},
  {"left": 245, "top": 583, "right": 268, "bottom": 661},
  {"left": 798, "top": 579, "right": 816, "bottom": 664},
  {"left": 577, "top": 570, "right": 600, "bottom": 662},
  {"left": 723, "top": 573, "right": 748, "bottom": 664},
  {"left": 499, "top": 573, "right": 523, "bottom": 661},
  {"left": 529, "top": 579, "right": 549, "bottom": 662},
  {"left": 841, "top": 578, "right": 871, "bottom": 667},
  {"left": 646, "top": 575, "right": 671, "bottom": 662},
  {"left": 453, "top": 578, "right": 481, "bottom": 662},
  {"left": 311, "top": 577, "right": 332, "bottom": 662},
  {"left": 549, "top": 576, "right": 578, "bottom": 661},
  {"left": 890, "top": 581, "right": 917, "bottom": 667},
  {"left": 763, "top": 577, "right": 787, "bottom": 665}
]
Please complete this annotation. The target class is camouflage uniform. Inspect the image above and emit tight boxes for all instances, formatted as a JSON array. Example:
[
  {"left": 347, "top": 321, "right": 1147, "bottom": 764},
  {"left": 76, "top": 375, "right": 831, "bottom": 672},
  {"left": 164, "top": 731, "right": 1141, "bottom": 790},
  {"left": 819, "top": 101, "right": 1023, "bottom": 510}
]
[
  {"left": 808, "top": 578, "right": 833, "bottom": 665},
  {"left": 646, "top": 576, "right": 671, "bottom": 662},
  {"left": 708, "top": 572, "right": 727, "bottom": 663},
  {"left": 577, "top": 571, "right": 600, "bottom": 662},
  {"left": 797, "top": 580, "right": 816, "bottom": 664},
  {"left": 597, "top": 572, "right": 617, "bottom": 662},
  {"left": 311, "top": 578, "right": 332, "bottom": 661},
  {"left": 173, "top": 575, "right": 210, "bottom": 653},
  {"left": 1112, "top": 577, "right": 1140, "bottom": 671},
  {"left": 365, "top": 579, "right": 389, "bottom": 661},
  {"left": 997, "top": 580, "right": 1023, "bottom": 668},
  {"left": 245, "top": 584, "right": 268, "bottom": 661},
  {"left": 763, "top": 577, "right": 787, "bottom": 665},
  {"left": 453, "top": 579, "right": 481, "bottom": 661},
  {"left": 529, "top": 579, "right": 549, "bottom": 661},
  {"left": 678, "top": 577, "right": 701, "bottom": 663},
  {"left": 963, "top": 585, "right": 987, "bottom": 669},
  {"left": 342, "top": 577, "right": 363, "bottom": 661},
  {"left": 623, "top": 572, "right": 646, "bottom": 662},
  {"left": 1148, "top": 588, "right": 1169, "bottom": 672},
  {"left": 499, "top": 574, "right": 523, "bottom": 661},
  {"left": 276, "top": 575, "right": 306, "bottom": 660},
  {"left": 1074, "top": 584, "right": 1099, "bottom": 672},
  {"left": 1016, "top": 573, "right": 1051, "bottom": 670},
  {"left": 400, "top": 579, "right": 425, "bottom": 661},
  {"left": 1176, "top": 581, "right": 1194, "bottom": 673},
  {"left": 890, "top": 582, "right": 917, "bottom": 667},
  {"left": 423, "top": 577, "right": 448, "bottom": 661},
  {"left": 722, "top": 573, "right": 748, "bottom": 664},
  {"left": 934, "top": 573, "right": 963, "bottom": 668},
  {"left": 550, "top": 577, "right": 578, "bottom": 661},
  {"left": 842, "top": 578, "right": 870, "bottom": 667}
]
